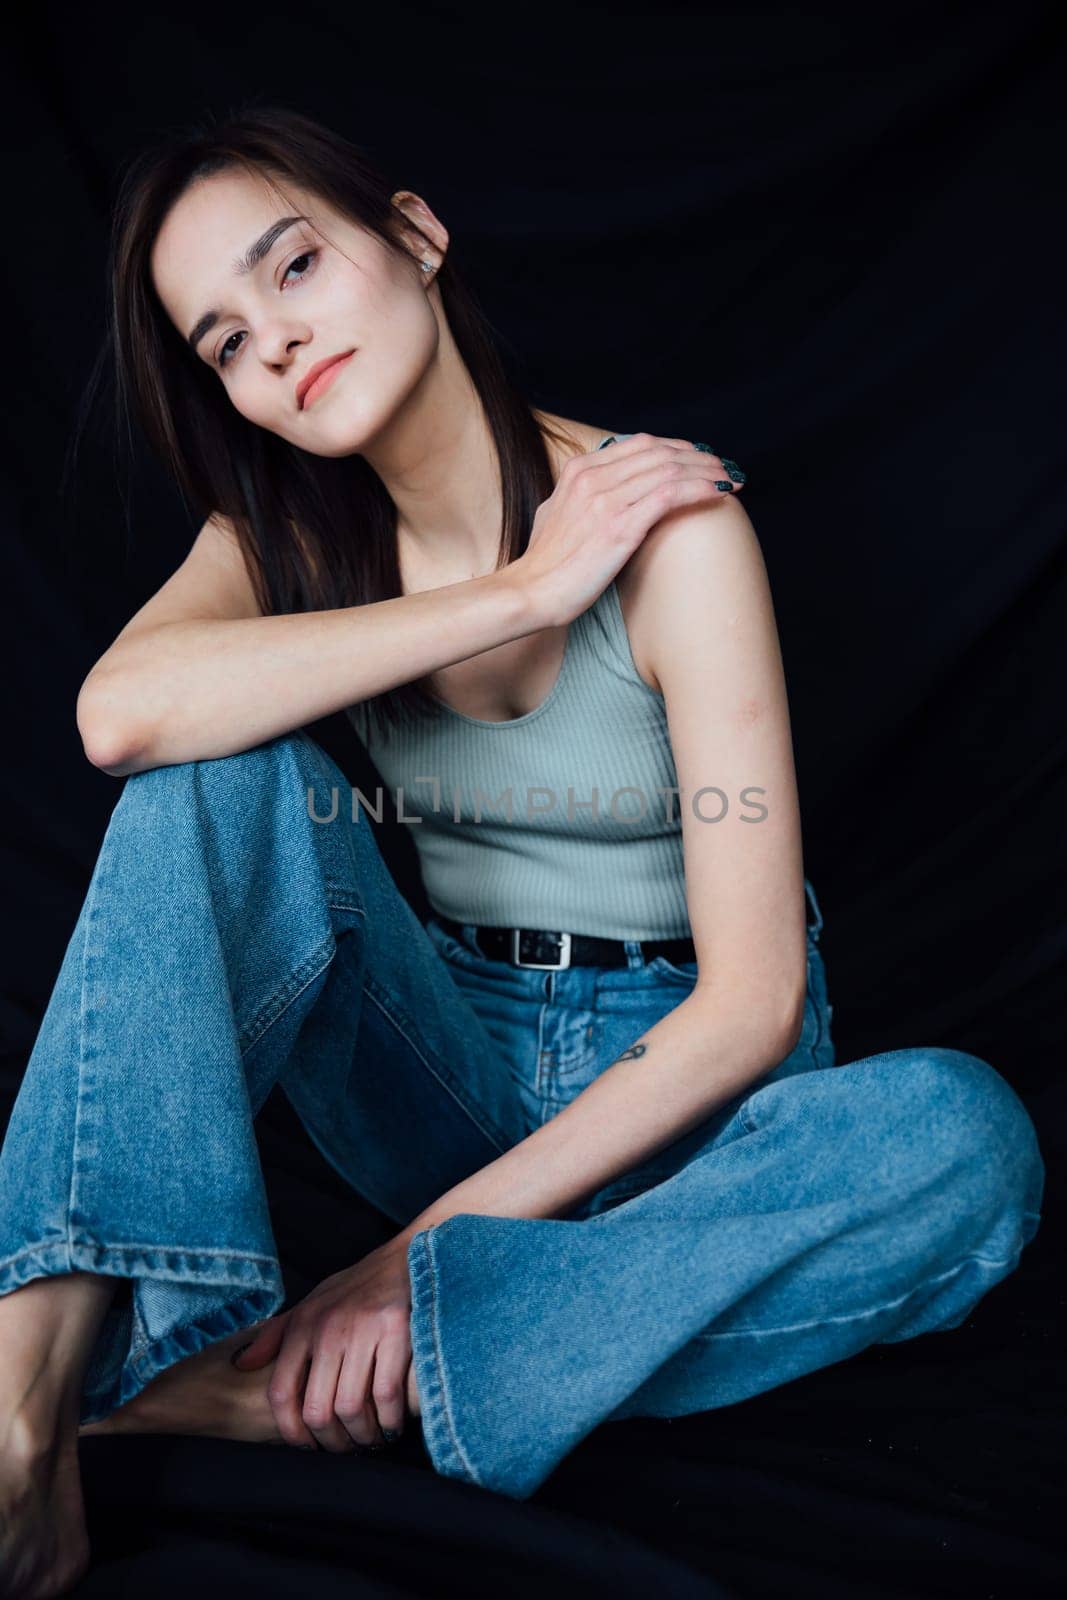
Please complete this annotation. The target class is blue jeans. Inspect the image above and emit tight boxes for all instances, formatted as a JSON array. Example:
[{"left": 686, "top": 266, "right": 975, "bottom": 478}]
[{"left": 0, "top": 731, "right": 1044, "bottom": 1500}]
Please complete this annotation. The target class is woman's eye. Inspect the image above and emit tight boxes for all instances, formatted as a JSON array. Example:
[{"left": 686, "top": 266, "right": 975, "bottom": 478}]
[
  {"left": 216, "top": 248, "right": 319, "bottom": 368},
  {"left": 283, "top": 250, "right": 316, "bottom": 284},
  {"left": 218, "top": 331, "right": 243, "bottom": 367}
]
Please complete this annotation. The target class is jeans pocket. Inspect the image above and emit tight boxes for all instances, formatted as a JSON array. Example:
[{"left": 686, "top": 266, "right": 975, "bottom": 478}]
[
  {"left": 646, "top": 954, "right": 700, "bottom": 985},
  {"left": 423, "top": 916, "right": 501, "bottom": 975}
]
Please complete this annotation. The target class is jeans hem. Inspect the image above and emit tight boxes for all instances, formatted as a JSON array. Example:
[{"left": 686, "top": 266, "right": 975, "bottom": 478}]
[
  {"left": 406, "top": 1225, "right": 483, "bottom": 1490},
  {"left": 0, "top": 1236, "right": 284, "bottom": 1423}
]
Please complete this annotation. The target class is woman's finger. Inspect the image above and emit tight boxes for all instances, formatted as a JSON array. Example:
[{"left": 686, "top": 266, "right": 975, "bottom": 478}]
[
  {"left": 592, "top": 442, "right": 742, "bottom": 503},
  {"left": 627, "top": 472, "right": 741, "bottom": 530},
  {"left": 230, "top": 1311, "right": 289, "bottom": 1370},
  {"left": 705, "top": 448, "right": 747, "bottom": 488},
  {"left": 590, "top": 431, "right": 696, "bottom": 455},
  {"left": 334, "top": 1341, "right": 380, "bottom": 1448},
  {"left": 607, "top": 458, "right": 739, "bottom": 514},
  {"left": 266, "top": 1332, "right": 320, "bottom": 1450},
  {"left": 368, "top": 1332, "right": 410, "bottom": 1441},
  {"left": 594, "top": 433, "right": 746, "bottom": 492},
  {"left": 300, "top": 1341, "right": 357, "bottom": 1454}
]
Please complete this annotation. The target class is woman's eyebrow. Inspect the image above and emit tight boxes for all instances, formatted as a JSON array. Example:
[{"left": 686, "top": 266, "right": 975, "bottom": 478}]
[{"left": 187, "top": 215, "right": 310, "bottom": 353}]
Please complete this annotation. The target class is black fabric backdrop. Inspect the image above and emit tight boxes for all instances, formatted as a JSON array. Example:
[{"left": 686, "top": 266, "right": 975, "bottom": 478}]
[{"left": 2, "top": 2, "right": 1065, "bottom": 1594}]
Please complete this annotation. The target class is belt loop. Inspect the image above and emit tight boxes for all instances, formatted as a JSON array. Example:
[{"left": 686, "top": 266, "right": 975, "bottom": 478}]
[
  {"left": 804, "top": 878, "right": 824, "bottom": 943},
  {"left": 623, "top": 937, "right": 646, "bottom": 972}
]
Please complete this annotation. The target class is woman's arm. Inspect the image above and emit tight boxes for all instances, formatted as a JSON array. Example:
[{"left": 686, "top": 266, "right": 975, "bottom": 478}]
[
  {"left": 398, "top": 986, "right": 798, "bottom": 1237},
  {"left": 400, "top": 490, "right": 811, "bottom": 1227},
  {"left": 76, "top": 436, "right": 727, "bottom": 775},
  {"left": 234, "top": 490, "right": 809, "bottom": 1448},
  {"left": 76, "top": 513, "right": 539, "bottom": 775},
  {"left": 241, "top": 981, "right": 799, "bottom": 1452}
]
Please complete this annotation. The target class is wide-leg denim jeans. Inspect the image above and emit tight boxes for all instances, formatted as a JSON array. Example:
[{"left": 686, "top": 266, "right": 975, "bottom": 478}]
[{"left": 0, "top": 730, "right": 1044, "bottom": 1500}]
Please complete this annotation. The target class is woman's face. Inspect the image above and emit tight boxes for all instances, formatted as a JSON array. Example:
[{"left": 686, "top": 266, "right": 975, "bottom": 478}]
[{"left": 151, "top": 167, "right": 447, "bottom": 458}]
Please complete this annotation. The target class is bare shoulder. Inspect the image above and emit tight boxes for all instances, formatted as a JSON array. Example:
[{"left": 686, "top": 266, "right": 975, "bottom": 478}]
[
  {"left": 533, "top": 409, "right": 618, "bottom": 478},
  {"left": 614, "top": 493, "right": 763, "bottom": 696},
  {"left": 531, "top": 415, "right": 764, "bottom": 692}
]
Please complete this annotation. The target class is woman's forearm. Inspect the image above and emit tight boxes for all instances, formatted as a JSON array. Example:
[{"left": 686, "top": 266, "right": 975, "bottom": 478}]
[
  {"left": 392, "top": 987, "right": 802, "bottom": 1246},
  {"left": 76, "top": 567, "right": 539, "bottom": 775}
]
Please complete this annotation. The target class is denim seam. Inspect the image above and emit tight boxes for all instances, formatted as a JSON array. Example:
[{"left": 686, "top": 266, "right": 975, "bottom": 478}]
[
  {"left": 648, "top": 956, "right": 699, "bottom": 985},
  {"left": 73, "top": 1240, "right": 281, "bottom": 1264},
  {"left": 325, "top": 891, "right": 365, "bottom": 916},
  {"left": 407, "top": 1228, "right": 482, "bottom": 1487},
  {"left": 84, "top": 1284, "right": 284, "bottom": 1411},
  {"left": 70, "top": 851, "right": 110, "bottom": 1256},
  {"left": 362, "top": 979, "right": 515, "bottom": 1156},
  {"left": 690, "top": 1245, "right": 1031, "bottom": 1341},
  {"left": 124, "top": 1286, "right": 284, "bottom": 1387},
  {"left": 131, "top": 1281, "right": 150, "bottom": 1351},
  {"left": 807, "top": 960, "right": 825, "bottom": 1068},
  {"left": 535, "top": 999, "right": 551, "bottom": 1100},
  {"left": 238, "top": 931, "right": 339, "bottom": 1054},
  {"left": 0, "top": 1238, "right": 282, "bottom": 1275}
]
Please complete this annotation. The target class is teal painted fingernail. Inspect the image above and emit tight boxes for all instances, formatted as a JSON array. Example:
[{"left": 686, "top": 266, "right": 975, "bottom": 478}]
[
  {"left": 714, "top": 480, "right": 735, "bottom": 492},
  {"left": 720, "top": 458, "right": 747, "bottom": 483},
  {"left": 381, "top": 1428, "right": 402, "bottom": 1443},
  {"left": 692, "top": 441, "right": 716, "bottom": 454}
]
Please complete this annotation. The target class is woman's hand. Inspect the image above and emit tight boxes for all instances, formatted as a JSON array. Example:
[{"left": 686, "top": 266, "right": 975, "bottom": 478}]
[
  {"left": 516, "top": 433, "right": 746, "bottom": 628},
  {"left": 231, "top": 1235, "right": 415, "bottom": 1452}
]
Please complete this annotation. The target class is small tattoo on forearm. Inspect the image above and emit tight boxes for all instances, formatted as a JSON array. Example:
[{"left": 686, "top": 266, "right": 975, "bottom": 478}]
[{"left": 616, "top": 1042, "right": 648, "bottom": 1062}]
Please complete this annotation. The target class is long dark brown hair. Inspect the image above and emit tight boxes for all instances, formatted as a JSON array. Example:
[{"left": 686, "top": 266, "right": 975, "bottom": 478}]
[{"left": 97, "top": 102, "right": 581, "bottom": 742}]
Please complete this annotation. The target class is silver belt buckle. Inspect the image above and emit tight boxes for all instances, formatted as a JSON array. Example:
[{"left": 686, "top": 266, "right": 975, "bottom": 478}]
[{"left": 510, "top": 929, "right": 573, "bottom": 970}]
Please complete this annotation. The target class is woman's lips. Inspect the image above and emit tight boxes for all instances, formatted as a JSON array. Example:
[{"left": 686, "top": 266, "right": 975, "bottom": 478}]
[{"left": 301, "top": 351, "right": 355, "bottom": 410}]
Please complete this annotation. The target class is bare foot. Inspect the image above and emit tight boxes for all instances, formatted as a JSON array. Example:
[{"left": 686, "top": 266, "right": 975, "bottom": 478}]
[
  {"left": 78, "top": 1327, "right": 283, "bottom": 1446},
  {"left": 0, "top": 1418, "right": 89, "bottom": 1600},
  {"left": 81, "top": 1327, "right": 423, "bottom": 1444},
  {"left": 0, "top": 1273, "right": 114, "bottom": 1599}
]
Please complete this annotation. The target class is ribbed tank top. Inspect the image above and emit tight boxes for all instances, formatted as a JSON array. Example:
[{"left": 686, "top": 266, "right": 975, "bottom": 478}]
[{"left": 344, "top": 433, "right": 691, "bottom": 939}]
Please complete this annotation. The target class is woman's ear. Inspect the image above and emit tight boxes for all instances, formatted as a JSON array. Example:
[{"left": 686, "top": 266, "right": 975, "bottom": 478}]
[{"left": 390, "top": 189, "right": 449, "bottom": 271}]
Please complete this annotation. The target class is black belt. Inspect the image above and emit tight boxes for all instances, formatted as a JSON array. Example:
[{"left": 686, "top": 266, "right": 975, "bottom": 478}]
[{"left": 436, "top": 917, "right": 698, "bottom": 971}]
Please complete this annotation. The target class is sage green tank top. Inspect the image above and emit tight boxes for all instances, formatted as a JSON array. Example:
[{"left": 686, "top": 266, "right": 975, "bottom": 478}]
[{"left": 345, "top": 433, "right": 691, "bottom": 939}]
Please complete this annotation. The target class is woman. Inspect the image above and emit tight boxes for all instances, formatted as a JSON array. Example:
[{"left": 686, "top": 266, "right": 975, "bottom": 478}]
[{"left": 0, "top": 106, "right": 1043, "bottom": 1597}]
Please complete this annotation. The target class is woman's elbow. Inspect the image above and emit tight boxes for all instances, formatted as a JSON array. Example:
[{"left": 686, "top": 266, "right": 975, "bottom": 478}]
[
  {"left": 77, "top": 680, "right": 151, "bottom": 776},
  {"left": 81, "top": 725, "right": 147, "bottom": 777}
]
